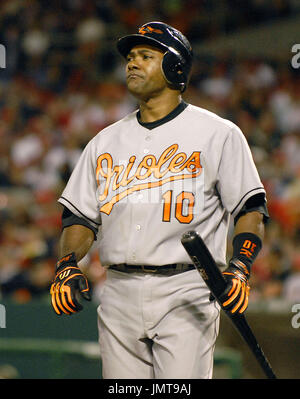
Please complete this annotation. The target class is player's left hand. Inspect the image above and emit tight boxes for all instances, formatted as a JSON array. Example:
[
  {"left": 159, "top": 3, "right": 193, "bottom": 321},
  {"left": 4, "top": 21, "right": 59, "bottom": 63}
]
[
  {"left": 219, "top": 259, "right": 250, "bottom": 315},
  {"left": 50, "top": 252, "right": 91, "bottom": 315}
]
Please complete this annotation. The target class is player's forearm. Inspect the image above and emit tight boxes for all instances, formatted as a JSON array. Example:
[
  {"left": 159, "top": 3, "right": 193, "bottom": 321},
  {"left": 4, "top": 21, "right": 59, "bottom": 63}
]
[
  {"left": 230, "top": 211, "right": 264, "bottom": 273},
  {"left": 233, "top": 211, "right": 264, "bottom": 240},
  {"left": 58, "top": 224, "right": 94, "bottom": 262}
]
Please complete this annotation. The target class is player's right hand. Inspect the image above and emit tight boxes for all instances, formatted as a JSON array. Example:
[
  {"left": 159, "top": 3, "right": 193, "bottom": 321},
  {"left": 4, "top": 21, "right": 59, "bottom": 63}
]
[
  {"left": 219, "top": 259, "right": 250, "bottom": 315},
  {"left": 50, "top": 252, "right": 91, "bottom": 315}
]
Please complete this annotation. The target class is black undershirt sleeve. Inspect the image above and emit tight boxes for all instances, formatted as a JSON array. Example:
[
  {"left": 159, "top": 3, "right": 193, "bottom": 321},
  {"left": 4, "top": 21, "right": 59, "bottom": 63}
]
[
  {"left": 61, "top": 207, "right": 98, "bottom": 240},
  {"left": 234, "top": 193, "right": 269, "bottom": 225}
]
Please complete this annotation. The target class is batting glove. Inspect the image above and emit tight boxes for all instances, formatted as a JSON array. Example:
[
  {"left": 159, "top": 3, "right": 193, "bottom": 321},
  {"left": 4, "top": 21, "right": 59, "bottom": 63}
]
[
  {"left": 219, "top": 259, "right": 250, "bottom": 315},
  {"left": 50, "top": 252, "right": 91, "bottom": 315}
]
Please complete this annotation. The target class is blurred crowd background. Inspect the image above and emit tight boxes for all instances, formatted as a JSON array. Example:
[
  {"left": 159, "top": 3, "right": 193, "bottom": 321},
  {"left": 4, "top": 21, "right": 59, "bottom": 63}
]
[{"left": 0, "top": 0, "right": 299, "bottom": 307}]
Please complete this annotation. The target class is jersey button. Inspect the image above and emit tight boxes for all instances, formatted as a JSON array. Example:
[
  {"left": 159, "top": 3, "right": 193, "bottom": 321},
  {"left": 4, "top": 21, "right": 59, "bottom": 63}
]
[
  {"left": 136, "top": 224, "right": 141, "bottom": 231},
  {"left": 143, "top": 148, "right": 149, "bottom": 154},
  {"left": 145, "top": 136, "right": 151, "bottom": 141}
]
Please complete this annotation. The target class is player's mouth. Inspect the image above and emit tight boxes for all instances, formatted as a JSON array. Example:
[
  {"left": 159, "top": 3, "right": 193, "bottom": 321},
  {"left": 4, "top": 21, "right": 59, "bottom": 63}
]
[{"left": 127, "top": 73, "right": 143, "bottom": 80}]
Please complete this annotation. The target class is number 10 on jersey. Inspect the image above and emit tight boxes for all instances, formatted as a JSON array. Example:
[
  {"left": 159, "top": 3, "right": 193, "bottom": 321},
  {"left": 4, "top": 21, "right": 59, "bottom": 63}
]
[{"left": 162, "top": 190, "right": 195, "bottom": 224}]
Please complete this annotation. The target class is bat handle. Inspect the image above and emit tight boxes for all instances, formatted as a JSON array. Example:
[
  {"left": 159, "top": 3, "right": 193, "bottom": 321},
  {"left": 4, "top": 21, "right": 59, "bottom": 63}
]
[{"left": 232, "top": 314, "right": 277, "bottom": 379}]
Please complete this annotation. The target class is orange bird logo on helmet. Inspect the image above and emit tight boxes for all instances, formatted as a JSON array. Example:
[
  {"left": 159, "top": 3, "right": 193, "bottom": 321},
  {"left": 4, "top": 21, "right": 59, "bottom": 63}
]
[{"left": 139, "top": 26, "right": 163, "bottom": 35}]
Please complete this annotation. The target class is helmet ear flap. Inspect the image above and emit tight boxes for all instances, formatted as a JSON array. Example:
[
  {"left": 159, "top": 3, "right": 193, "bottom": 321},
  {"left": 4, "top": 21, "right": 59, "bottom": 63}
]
[{"left": 162, "top": 50, "right": 186, "bottom": 91}]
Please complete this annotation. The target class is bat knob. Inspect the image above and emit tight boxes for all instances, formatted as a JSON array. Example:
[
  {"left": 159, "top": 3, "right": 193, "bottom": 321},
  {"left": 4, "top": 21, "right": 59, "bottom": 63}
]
[{"left": 181, "top": 230, "right": 198, "bottom": 243}]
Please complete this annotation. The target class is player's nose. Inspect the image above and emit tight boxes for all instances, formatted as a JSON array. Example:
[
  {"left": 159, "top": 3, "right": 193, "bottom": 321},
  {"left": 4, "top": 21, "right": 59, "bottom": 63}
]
[{"left": 127, "top": 58, "right": 140, "bottom": 71}]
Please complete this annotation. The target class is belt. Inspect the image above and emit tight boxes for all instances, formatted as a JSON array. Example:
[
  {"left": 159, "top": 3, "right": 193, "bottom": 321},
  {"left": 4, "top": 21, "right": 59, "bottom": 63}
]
[{"left": 109, "top": 263, "right": 195, "bottom": 275}]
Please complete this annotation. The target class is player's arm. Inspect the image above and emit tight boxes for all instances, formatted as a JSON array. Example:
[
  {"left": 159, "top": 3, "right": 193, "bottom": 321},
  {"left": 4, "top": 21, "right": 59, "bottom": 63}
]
[
  {"left": 234, "top": 208, "right": 264, "bottom": 240},
  {"left": 219, "top": 194, "right": 268, "bottom": 314},
  {"left": 58, "top": 224, "right": 95, "bottom": 261},
  {"left": 59, "top": 206, "right": 98, "bottom": 258},
  {"left": 50, "top": 209, "right": 97, "bottom": 316},
  {"left": 214, "top": 125, "right": 270, "bottom": 314}
]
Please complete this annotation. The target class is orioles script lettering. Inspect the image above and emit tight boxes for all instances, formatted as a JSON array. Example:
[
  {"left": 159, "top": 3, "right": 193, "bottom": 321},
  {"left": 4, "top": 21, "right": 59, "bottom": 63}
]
[{"left": 96, "top": 144, "right": 202, "bottom": 215}]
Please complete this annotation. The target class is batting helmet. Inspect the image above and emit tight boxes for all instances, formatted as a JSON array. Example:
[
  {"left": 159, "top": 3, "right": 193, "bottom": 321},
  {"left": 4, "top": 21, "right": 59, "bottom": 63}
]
[{"left": 117, "top": 21, "right": 193, "bottom": 93}]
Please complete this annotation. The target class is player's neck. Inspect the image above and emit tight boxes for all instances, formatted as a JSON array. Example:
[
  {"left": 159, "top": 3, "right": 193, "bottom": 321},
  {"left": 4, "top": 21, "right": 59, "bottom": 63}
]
[{"left": 138, "top": 92, "right": 182, "bottom": 123}]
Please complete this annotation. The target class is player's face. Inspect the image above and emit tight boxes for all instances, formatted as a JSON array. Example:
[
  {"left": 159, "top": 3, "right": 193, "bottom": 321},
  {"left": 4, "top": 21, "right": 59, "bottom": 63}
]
[{"left": 126, "top": 45, "right": 167, "bottom": 100}]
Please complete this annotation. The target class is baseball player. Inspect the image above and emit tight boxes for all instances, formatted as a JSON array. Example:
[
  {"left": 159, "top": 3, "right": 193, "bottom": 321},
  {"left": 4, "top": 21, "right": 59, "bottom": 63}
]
[{"left": 50, "top": 22, "right": 269, "bottom": 379}]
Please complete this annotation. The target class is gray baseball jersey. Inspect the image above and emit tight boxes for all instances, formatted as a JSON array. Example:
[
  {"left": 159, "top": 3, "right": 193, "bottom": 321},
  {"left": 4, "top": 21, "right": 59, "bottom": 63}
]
[{"left": 58, "top": 101, "right": 265, "bottom": 268}]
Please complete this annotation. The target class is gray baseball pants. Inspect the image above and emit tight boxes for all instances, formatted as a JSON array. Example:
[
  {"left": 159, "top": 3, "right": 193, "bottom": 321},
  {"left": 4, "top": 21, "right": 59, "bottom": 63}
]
[{"left": 97, "top": 268, "right": 220, "bottom": 378}]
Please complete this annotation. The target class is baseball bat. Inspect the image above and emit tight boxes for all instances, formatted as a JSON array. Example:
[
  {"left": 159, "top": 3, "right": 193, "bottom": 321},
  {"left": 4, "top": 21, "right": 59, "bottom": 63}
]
[{"left": 181, "top": 230, "right": 277, "bottom": 379}]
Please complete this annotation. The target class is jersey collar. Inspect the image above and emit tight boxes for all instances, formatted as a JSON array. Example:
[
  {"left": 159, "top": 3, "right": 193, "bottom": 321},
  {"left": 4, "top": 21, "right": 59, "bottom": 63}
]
[{"left": 136, "top": 101, "right": 188, "bottom": 130}]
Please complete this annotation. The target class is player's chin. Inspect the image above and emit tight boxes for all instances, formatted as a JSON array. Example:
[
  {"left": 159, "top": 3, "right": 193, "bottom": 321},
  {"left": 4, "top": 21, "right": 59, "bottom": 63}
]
[
  {"left": 127, "top": 81, "right": 166, "bottom": 100},
  {"left": 126, "top": 79, "right": 144, "bottom": 95}
]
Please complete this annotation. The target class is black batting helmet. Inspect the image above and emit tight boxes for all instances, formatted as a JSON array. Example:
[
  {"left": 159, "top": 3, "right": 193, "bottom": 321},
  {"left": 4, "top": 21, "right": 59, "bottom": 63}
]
[{"left": 117, "top": 21, "right": 193, "bottom": 93}]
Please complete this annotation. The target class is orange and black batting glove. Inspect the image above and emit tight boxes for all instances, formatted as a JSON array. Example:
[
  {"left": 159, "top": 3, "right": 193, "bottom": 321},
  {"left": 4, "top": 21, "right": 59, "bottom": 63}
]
[
  {"left": 219, "top": 232, "right": 262, "bottom": 315},
  {"left": 50, "top": 252, "right": 91, "bottom": 315},
  {"left": 219, "top": 259, "right": 250, "bottom": 314}
]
